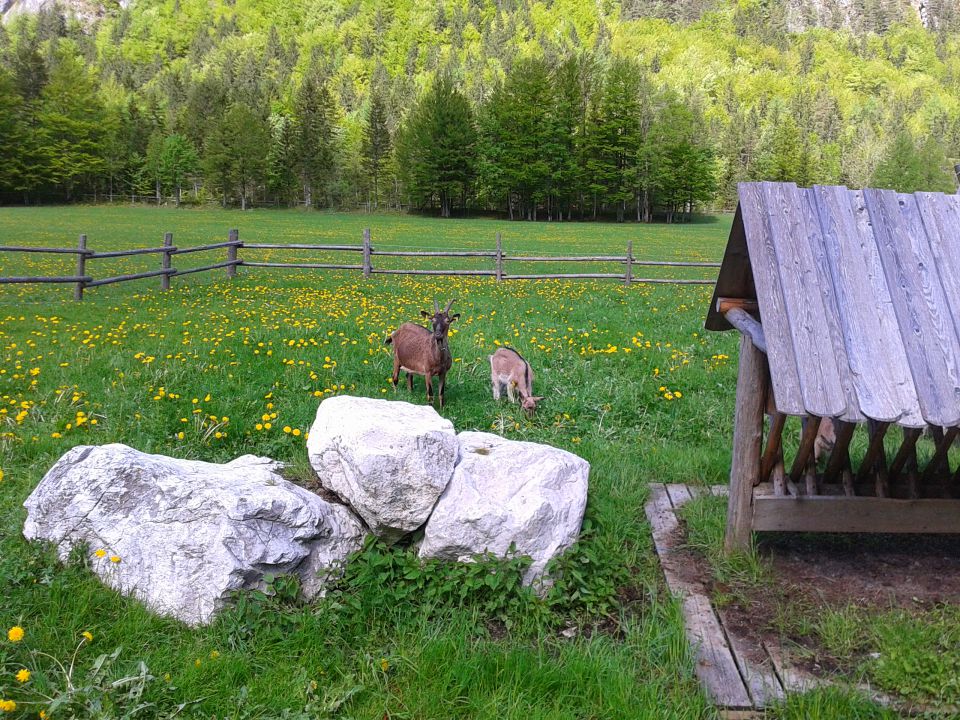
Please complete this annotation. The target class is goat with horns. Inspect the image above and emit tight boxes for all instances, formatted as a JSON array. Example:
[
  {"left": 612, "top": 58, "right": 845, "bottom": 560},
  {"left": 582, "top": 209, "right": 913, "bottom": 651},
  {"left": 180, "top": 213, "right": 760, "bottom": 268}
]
[{"left": 385, "top": 298, "right": 460, "bottom": 408}]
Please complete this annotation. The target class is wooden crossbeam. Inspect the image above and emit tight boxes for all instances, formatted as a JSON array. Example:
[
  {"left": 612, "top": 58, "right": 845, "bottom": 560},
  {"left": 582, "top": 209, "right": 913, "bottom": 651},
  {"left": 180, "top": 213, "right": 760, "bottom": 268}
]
[
  {"left": 759, "top": 412, "right": 787, "bottom": 483},
  {"left": 922, "top": 426, "right": 958, "bottom": 487},
  {"left": 856, "top": 421, "right": 890, "bottom": 483},
  {"left": 789, "top": 416, "right": 822, "bottom": 484},
  {"left": 822, "top": 421, "right": 855, "bottom": 484}
]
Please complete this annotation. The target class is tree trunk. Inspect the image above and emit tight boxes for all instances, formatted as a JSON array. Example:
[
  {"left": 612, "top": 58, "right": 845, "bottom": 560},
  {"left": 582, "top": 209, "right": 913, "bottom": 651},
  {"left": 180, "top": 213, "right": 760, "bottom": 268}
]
[
  {"left": 175, "top": 185, "right": 181, "bottom": 208},
  {"left": 155, "top": 179, "right": 161, "bottom": 206}
]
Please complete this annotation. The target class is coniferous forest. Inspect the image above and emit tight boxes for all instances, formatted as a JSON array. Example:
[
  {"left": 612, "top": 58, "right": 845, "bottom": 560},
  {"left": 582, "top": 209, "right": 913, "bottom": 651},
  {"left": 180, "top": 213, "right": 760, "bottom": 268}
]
[{"left": 0, "top": 0, "right": 958, "bottom": 220}]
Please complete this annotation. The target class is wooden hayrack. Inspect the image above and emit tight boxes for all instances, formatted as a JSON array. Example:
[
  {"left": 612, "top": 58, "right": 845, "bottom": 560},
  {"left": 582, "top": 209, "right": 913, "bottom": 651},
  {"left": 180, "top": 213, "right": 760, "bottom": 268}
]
[{"left": 708, "top": 182, "right": 960, "bottom": 551}]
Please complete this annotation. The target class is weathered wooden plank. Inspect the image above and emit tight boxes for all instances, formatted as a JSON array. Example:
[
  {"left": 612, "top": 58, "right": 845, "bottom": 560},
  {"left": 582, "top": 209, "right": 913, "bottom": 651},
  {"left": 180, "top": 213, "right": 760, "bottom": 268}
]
[
  {"left": 799, "top": 188, "right": 866, "bottom": 423},
  {"left": 813, "top": 186, "right": 923, "bottom": 426},
  {"left": 645, "top": 485, "right": 679, "bottom": 564},
  {"left": 763, "top": 182, "right": 846, "bottom": 417},
  {"left": 682, "top": 593, "right": 754, "bottom": 709},
  {"left": 916, "top": 192, "right": 960, "bottom": 366},
  {"left": 751, "top": 495, "right": 960, "bottom": 533},
  {"left": 737, "top": 184, "right": 805, "bottom": 415},
  {"left": 864, "top": 189, "right": 960, "bottom": 427},
  {"left": 666, "top": 483, "right": 694, "bottom": 507},
  {"left": 710, "top": 485, "right": 729, "bottom": 497},
  {"left": 725, "top": 334, "right": 767, "bottom": 552},
  {"left": 763, "top": 641, "right": 820, "bottom": 693},
  {"left": 720, "top": 617, "right": 786, "bottom": 707}
]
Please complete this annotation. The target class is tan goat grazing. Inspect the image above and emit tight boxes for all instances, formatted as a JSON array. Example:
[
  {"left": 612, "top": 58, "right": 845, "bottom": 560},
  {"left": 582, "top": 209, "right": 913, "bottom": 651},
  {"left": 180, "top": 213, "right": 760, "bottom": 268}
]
[
  {"left": 386, "top": 298, "right": 459, "bottom": 408},
  {"left": 489, "top": 347, "right": 543, "bottom": 414}
]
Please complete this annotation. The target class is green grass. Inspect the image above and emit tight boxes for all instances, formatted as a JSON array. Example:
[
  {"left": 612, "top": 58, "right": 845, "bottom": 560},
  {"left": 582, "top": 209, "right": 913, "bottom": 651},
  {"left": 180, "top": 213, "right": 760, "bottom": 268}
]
[{"left": 0, "top": 206, "right": 906, "bottom": 717}]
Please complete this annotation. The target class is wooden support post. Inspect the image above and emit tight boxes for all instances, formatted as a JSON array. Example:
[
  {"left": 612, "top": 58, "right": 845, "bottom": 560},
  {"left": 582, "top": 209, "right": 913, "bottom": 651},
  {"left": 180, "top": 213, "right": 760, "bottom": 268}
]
[
  {"left": 74, "top": 234, "right": 87, "bottom": 301},
  {"left": 921, "top": 425, "right": 958, "bottom": 489},
  {"left": 724, "top": 333, "right": 766, "bottom": 553},
  {"left": 362, "top": 228, "right": 372, "bottom": 278},
  {"left": 226, "top": 229, "right": 238, "bottom": 278},
  {"left": 856, "top": 421, "right": 890, "bottom": 483},
  {"left": 771, "top": 452, "right": 786, "bottom": 496},
  {"left": 823, "top": 420, "right": 856, "bottom": 484},
  {"left": 624, "top": 240, "right": 633, "bottom": 286},
  {"left": 495, "top": 232, "right": 503, "bottom": 282},
  {"left": 759, "top": 412, "right": 786, "bottom": 482},
  {"left": 161, "top": 232, "right": 173, "bottom": 291},
  {"left": 889, "top": 427, "right": 922, "bottom": 483},
  {"left": 789, "top": 416, "right": 822, "bottom": 483}
]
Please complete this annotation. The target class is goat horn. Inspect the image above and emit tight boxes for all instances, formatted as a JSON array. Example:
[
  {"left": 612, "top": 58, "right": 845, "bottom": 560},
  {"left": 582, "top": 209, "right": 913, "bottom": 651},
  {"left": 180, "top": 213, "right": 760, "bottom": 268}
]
[
  {"left": 433, "top": 298, "right": 440, "bottom": 314},
  {"left": 444, "top": 298, "right": 456, "bottom": 313}
]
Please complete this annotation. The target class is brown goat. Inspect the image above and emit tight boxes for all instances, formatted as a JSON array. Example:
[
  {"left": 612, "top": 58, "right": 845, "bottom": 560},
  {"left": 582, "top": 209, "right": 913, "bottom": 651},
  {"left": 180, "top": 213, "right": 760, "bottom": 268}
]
[
  {"left": 489, "top": 347, "right": 543, "bottom": 415},
  {"left": 385, "top": 298, "right": 459, "bottom": 408}
]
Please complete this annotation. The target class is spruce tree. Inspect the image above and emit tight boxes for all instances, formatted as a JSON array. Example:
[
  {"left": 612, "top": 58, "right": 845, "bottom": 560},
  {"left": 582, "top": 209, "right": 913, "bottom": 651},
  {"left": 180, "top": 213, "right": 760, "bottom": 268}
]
[
  {"left": 362, "top": 87, "right": 391, "bottom": 209},
  {"left": 294, "top": 74, "right": 338, "bottom": 208}
]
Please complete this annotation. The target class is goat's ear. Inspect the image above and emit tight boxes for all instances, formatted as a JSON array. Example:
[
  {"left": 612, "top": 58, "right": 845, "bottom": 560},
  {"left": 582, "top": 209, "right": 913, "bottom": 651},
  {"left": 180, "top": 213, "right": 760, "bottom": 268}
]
[
  {"left": 450, "top": 313, "right": 461, "bottom": 321},
  {"left": 531, "top": 396, "right": 544, "bottom": 401},
  {"left": 420, "top": 310, "right": 430, "bottom": 318}
]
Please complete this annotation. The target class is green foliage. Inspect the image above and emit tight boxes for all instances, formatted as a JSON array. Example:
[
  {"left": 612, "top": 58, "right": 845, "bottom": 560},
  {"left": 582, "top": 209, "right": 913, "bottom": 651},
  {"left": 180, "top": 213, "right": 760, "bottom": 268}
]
[{"left": 871, "top": 130, "right": 956, "bottom": 193}]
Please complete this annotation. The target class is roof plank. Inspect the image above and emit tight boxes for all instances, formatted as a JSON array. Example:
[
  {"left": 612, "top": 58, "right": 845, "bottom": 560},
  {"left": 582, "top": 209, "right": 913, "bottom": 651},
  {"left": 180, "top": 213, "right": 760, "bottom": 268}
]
[
  {"left": 917, "top": 192, "right": 960, "bottom": 356},
  {"left": 864, "top": 189, "right": 960, "bottom": 427},
  {"left": 812, "top": 186, "right": 922, "bottom": 426},
  {"left": 737, "top": 182, "right": 805, "bottom": 415},
  {"left": 762, "top": 182, "right": 846, "bottom": 418}
]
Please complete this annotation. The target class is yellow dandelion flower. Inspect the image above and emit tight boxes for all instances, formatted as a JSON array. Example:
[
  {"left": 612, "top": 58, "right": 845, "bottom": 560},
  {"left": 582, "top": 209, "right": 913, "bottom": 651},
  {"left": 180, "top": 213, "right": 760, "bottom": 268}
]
[
  {"left": 209, "top": 650, "right": 220, "bottom": 659},
  {"left": 0, "top": 469, "right": 3, "bottom": 482},
  {"left": 283, "top": 426, "right": 291, "bottom": 434},
  {"left": 0, "top": 699, "right": 16, "bottom": 712},
  {"left": 7, "top": 626, "right": 24, "bottom": 643},
  {"left": 110, "top": 555, "right": 121, "bottom": 564},
  {"left": 379, "top": 658, "right": 389, "bottom": 672},
  {"left": 292, "top": 428, "right": 301, "bottom": 437},
  {"left": 94, "top": 549, "right": 106, "bottom": 558},
  {"left": 82, "top": 631, "right": 93, "bottom": 642},
  {"left": 15, "top": 668, "right": 30, "bottom": 683}
]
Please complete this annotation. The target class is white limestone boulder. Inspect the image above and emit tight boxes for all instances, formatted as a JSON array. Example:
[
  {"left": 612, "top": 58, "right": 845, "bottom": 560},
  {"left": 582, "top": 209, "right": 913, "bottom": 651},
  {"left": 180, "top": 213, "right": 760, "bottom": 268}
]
[
  {"left": 23, "top": 444, "right": 366, "bottom": 626},
  {"left": 419, "top": 431, "right": 589, "bottom": 585},
  {"left": 306, "top": 396, "right": 459, "bottom": 542}
]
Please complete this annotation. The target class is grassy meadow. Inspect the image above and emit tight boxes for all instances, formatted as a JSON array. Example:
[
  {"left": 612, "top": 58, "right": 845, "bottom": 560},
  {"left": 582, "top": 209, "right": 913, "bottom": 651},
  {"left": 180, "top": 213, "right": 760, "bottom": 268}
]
[{"left": 0, "top": 206, "right": 915, "bottom": 718}]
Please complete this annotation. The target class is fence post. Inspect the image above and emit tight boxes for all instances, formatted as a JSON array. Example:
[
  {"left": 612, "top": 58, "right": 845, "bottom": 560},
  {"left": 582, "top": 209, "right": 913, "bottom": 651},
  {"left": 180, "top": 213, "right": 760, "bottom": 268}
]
[
  {"left": 161, "top": 232, "right": 173, "bottom": 291},
  {"left": 74, "top": 234, "right": 87, "bottom": 301},
  {"left": 227, "top": 229, "right": 238, "bottom": 278},
  {"left": 625, "top": 240, "right": 633, "bottom": 287},
  {"left": 363, "top": 228, "right": 372, "bottom": 278},
  {"left": 495, "top": 232, "right": 503, "bottom": 282}
]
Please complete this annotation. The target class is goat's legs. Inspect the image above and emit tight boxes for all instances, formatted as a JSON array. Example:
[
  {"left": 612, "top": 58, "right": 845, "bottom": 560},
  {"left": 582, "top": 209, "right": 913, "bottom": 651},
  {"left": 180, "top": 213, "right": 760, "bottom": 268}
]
[
  {"left": 424, "top": 373, "right": 434, "bottom": 404},
  {"left": 391, "top": 355, "right": 401, "bottom": 390},
  {"left": 492, "top": 377, "right": 502, "bottom": 400},
  {"left": 438, "top": 373, "right": 446, "bottom": 408},
  {"left": 406, "top": 371, "right": 413, "bottom": 391},
  {"left": 506, "top": 381, "right": 517, "bottom": 403}
]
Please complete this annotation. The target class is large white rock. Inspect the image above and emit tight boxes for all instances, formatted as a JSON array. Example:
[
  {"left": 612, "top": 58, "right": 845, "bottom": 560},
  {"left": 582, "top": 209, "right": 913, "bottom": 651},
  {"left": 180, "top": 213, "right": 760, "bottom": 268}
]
[
  {"left": 307, "top": 396, "right": 459, "bottom": 542},
  {"left": 23, "top": 444, "right": 366, "bottom": 626},
  {"left": 419, "top": 431, "right": 589, "bottom": 584}
]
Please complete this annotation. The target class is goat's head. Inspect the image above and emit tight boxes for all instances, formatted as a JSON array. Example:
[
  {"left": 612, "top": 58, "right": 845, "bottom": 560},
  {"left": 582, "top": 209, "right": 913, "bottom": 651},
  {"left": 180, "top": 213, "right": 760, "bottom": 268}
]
[
  {"left": 521, "top": 395, "right": 544, "bottom": 415},
  {"left": 420, "top": 298, "right": 460, "bottom": 344}
]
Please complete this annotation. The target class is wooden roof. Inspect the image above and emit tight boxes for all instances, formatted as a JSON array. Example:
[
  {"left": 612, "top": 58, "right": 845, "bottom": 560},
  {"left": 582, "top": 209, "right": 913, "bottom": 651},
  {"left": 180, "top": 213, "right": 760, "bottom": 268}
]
[{"left": 706, "top": 181, "right": 960, "bottom": 429}]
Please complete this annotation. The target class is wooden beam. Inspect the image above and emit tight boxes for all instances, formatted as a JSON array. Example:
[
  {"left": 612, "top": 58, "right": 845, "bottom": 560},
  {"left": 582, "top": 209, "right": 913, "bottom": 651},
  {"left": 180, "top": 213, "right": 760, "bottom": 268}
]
[
  {"left": 725, "top": 308, "right": 767, "bottom": 354},
  {"left": 921, "top": 426, "right": 959, "bottom": 486},
  {"left": 823, "top": 420, "right": 855, "bottom": 484},
  {"left": 789, "top": 416, "right": 822, "bottom": 483},
  {"left": 752, "top": 495, "right": 960, "bottom": 533},
  {"left": 855, "top": 421, "right": 891, "bottom": 483},
  {"left": 888, "top": 427, "right": 922, "bottom": 483},
  {"left": 716, "top": 297, "right": 760, "bottom": 314},
  {"left": 725, "top": 333, "right": 766, "bottom": 553},
  {"left": 759, "top": 412, "right": 786, "bottom": 483}
]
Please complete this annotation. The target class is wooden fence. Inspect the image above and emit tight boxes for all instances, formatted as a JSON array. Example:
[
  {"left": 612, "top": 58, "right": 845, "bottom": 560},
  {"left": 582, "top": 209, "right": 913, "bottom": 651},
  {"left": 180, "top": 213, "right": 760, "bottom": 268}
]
[{"left": 0, "top": 229, "right": 720, "bottom": 300}]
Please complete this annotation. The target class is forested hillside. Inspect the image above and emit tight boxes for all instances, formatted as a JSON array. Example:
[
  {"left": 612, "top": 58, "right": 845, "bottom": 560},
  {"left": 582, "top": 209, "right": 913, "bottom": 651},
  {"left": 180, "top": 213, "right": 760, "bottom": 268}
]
[{"left": 1, "top": 0, "right": 958, "bottom": 219}]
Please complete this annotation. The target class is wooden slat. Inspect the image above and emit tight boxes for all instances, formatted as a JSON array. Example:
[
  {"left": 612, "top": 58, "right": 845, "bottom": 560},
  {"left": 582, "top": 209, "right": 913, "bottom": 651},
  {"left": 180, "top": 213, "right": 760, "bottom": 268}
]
[
  {"left": 822, "top": 420, "right": 855, "bottom": 483},
  {"left": 888, "top": 427, "right": 922, "bottom": 483},
  {"left": 789, "top": 416, "right": 822, "bottom": 483},
  {"left": 759, "top": 412, "right": 786, "bottom": 483},
  {"left": 855, "top": 421, "right": 890, "bottom": 483},
  {"left": 812, "top": 186, "right": 923, "bottom": 426},
  {"left": 736, "top": 184, "right": 805, "bottom": 415},
  {"left": 682, "top": 594, "right": 754, "bottom": 709},
  {"left": 797, "top": 187, "right": 865, "bottom": 422},
  {"left": 915, "top": 192, "right": 960, "bottom": 357},
  {"left": 864, "top": 189, "right": 960, "bottom": 427},
  {"left": 722, "top": 623, "right": 786, "bottom": 707},
  {"left": 752, "top": 495, "right": 960, "bottom": 533},
  {"left": 763, "top": 182, "right": 846, "bottom": 417},
  {"left": 666, "top": 484, "right": 694, "bottom": 507}
]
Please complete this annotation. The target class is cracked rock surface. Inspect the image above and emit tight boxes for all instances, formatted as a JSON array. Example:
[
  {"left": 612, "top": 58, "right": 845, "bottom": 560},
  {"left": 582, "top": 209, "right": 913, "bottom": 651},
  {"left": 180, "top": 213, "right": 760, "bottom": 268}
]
[
  {"left": 307, "top": 396, "right": 458, "bottom": 543},
  {"left": 23, "top": 443, "right": 366, "bottom": 625}
]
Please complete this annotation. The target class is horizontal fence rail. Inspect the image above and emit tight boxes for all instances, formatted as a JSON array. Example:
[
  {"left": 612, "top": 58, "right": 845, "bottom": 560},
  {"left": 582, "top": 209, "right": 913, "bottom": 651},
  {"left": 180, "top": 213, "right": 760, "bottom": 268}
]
[{"left": 0, "top": 228, "right": 721, "bottom": 300}]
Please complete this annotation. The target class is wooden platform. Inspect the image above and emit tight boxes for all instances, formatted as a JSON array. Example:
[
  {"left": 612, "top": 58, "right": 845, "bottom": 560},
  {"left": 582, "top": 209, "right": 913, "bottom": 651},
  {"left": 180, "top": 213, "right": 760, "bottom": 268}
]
[{"left": 646, "top": 483, "right": 840, "bottom": 717}]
